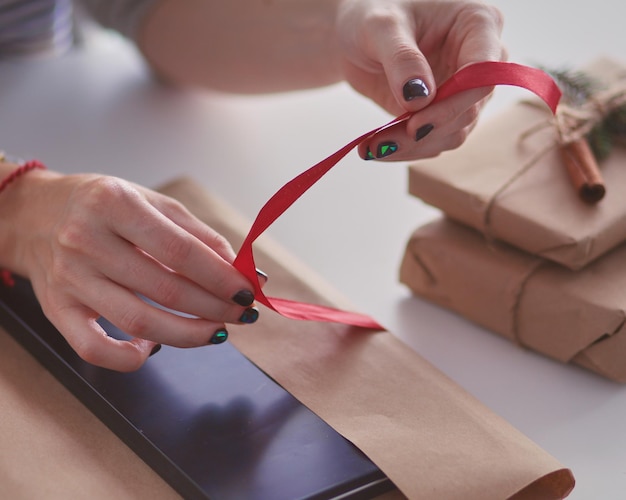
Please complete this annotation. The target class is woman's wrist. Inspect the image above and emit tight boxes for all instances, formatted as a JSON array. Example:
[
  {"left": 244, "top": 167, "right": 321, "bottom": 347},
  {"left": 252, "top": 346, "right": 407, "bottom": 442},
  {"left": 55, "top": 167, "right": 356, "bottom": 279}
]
[{"left": 0, "top": 156, "right": 61, "bottom": 275}]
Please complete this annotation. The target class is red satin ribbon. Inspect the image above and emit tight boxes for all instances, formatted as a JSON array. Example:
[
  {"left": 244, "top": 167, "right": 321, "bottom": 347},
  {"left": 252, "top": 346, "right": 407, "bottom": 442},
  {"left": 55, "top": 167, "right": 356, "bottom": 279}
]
[{"left": 233, "top": 61, "right": 562, "bottom": 330}]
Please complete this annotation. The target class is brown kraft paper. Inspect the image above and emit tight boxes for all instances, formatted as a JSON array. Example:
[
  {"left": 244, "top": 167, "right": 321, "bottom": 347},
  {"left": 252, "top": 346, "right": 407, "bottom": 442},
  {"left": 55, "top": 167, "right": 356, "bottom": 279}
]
[
  {"left": 400, "top": 217, "right": 626, "bottom": 383},
  {"left": 0, "top": 327, "right": 180, "bottom": 499},
  {"left": 158, "top": 177, "right": 574, "bottom": 499},
  {"left": 0, "top": 178, "right": 574, "bottom": 499},
  {"left": 407, "top": 58, "right": 626, "bottom": 271}
]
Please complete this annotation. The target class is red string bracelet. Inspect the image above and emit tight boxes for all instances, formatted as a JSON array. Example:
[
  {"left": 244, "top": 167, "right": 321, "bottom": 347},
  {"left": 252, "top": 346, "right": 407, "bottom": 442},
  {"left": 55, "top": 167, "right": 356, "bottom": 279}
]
[
  {"left": 0, "top": 159, "right": 47, "bottom": 287},
  {"left": 0, "top": 159, "right": 47, "bottom": 194}
]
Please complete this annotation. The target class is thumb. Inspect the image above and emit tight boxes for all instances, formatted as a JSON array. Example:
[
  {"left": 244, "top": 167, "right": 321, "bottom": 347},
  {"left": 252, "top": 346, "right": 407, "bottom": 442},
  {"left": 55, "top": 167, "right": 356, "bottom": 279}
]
[{"left": 376, "top": 24, "right": 436, "bottom": 112}]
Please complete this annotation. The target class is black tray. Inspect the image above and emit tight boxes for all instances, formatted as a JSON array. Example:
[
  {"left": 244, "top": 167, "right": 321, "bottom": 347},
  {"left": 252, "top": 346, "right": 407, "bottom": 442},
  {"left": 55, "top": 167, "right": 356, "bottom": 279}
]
[{"left": 0, "top": 276, "right": 393, "bottom": 499}]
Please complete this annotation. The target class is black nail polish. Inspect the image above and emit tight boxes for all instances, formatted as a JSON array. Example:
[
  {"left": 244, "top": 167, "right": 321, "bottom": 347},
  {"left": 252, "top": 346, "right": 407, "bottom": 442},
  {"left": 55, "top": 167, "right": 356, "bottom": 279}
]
[
  {"left": 403, "top": 79, "right": 430, "bottom": 101},
  {"left": 239, "top": 307, "right": 260, "bottom": 324},
  {"left": 210, "top": 328, "right": 228, "bottom": 345},
  {"left": 149, "top": 344, "right": 162, "bottom": 356},
  {"left": 415, "top": 123, "right": 434, "bottom": 142},
  {"left": 363, "top": 147, "right": 375, "bottom": 161},
  {"left": 376, "top": 142, "right": 398, "bottom": 159},
  {"left": 232, "top": 289, "right": 255, "bottom": 306},
  {"left": 256, "top": 268, "right": 269, "bottom": 283}
]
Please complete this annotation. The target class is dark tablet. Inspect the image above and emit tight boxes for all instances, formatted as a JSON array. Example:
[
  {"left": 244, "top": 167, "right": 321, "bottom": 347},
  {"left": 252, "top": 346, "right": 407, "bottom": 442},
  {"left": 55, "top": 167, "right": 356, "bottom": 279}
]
[{"left": 0, "top": 276, "right": 393, "bottom": 499}]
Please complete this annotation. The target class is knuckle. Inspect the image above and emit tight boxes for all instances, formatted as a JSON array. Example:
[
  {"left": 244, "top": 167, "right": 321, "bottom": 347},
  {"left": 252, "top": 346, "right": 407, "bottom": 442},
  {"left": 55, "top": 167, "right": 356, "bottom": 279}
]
[
  {"left": 206, "top": 231, "right": 233, "bottom": 256},
  {"left": 153, "top": 276, "right": 183, "bottom": 307},
  {"left": 463, "top": 104, "right": 481, "bottom": 126},
  {"left": 75, "top": 176, "right": 129, "bottom": 209},
  {"left": 74, "top": 334, "right": 145, "bottom": 372},
  {"left": 38, "top": 296, "right": 65, "bottom": 323},
  {"left": 73, "top": 336, "right": 105, "bottom": 366},
  {"left": 460, "top": 3, "right": 504, "bottom": 31},
  {"left": 162, "top": 197, "right": 189, "bottom": 218},
  {"left": 448, "top": 129, "right": 470, "bottom": 151},
  {"left": 118, "top": 308, "right": 149, "bottom": 338},
  {"left": 489, "top": 6, "right": 505, "bottom": 31},
  {"left": 363, "top": 7, "right": 400, "bottom": 33},
  {"left": 56, "top": 218, "right": 92, "bottom": 253},
  {"left": 390, "top": 42, "right": 424, "bottom": 67},
  {"left": 161, "top": 234, "right": 193, "bottom": 268},
  {"left": 57, "top": 176, "right": 135, "bottom": 251}
]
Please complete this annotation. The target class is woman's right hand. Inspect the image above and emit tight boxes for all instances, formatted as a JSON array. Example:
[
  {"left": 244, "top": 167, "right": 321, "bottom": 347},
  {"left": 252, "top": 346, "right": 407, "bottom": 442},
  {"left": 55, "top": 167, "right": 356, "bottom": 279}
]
[
  {"left": 3, "top": 169, "right": 259, "bottom": 372},
  {"left": 335, "top": 0, "right": 506, "bottom": 162}
]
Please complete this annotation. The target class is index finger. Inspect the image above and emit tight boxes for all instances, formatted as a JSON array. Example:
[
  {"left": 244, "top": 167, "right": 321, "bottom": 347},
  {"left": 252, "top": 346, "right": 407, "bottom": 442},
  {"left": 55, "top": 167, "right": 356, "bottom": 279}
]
[{"left": 112, "top": 193, "right": 255, "bottom": 306}]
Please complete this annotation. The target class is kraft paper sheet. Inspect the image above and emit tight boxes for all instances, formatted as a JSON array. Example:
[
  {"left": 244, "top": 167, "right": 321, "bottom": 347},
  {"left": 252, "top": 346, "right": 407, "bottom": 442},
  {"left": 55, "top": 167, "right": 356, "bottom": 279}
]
[
  {"left": 400, "top": 217, "right": 626, "bottom": 383},
  {"left": 160, "top": 178, "right": 574, "bottom": 499},
  {"left": 407, "top": 58, "right": 626, "bottom": 271},
  {"left": 0, "top": 327, "right": 180, "bottom": 499},
  {"left": 0, "top": 178, "right": 574, "bottom": 499}
]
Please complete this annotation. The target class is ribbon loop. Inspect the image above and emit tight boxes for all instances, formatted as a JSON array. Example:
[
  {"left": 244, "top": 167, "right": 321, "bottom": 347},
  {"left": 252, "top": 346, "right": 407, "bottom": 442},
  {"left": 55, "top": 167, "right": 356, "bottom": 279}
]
[{"left": 233, "top": 61, "right": 562, "bottom": 330}]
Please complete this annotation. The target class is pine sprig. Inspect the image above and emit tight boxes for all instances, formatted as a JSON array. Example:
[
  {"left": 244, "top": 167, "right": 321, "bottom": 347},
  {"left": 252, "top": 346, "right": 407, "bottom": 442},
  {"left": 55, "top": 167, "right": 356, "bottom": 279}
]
[
  {"left": 547, "top": 68, "right": 597, "bottom": 106},
  {"left": 543, "top": 66, "right": 626, "bottom": 160}
]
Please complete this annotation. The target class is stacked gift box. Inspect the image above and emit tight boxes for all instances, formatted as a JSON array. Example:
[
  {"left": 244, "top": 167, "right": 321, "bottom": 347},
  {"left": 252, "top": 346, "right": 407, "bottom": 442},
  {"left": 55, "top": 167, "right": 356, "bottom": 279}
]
[{"left": 399, "top": 58, "right": 626, "bottom": 382}]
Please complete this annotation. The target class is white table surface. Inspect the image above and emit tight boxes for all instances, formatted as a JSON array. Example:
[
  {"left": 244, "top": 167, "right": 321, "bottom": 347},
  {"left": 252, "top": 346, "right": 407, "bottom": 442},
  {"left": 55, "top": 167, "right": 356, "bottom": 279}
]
[{"left": 1, "top": 1, "right": 624, "bottom": 498}]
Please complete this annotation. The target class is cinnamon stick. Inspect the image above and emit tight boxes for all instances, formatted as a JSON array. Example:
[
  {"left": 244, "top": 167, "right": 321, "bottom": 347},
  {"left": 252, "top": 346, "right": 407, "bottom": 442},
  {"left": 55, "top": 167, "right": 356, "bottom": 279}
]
[{"left": 560, "top": 137, "right": 606, "bottom": 203}]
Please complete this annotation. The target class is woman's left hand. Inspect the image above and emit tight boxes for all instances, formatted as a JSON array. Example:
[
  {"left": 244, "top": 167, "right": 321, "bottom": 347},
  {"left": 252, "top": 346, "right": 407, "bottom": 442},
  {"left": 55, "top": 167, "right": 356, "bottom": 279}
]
[{"left": 335, "top": 0, "right": 506, "bottom": 161}]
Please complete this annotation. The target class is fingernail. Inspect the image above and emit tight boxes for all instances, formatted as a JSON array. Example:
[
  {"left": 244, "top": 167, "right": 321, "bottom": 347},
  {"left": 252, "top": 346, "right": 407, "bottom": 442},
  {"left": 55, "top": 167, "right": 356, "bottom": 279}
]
[
  {"left": 363, "top": 147, "right": 376, "bottom": 161},
  {"left": 232, "top": 289, "right": 255, "bottom": 306},
  {"left": 403, "top": 79, "right": 430, "bottom": 101},
  {"left": 362, "top": 142, "right": 398, "bottom": 161},
  {"left": 415, "top": 123, "right": 434, "bottom": 142},
  {"left": 376, "top": 142, "right": 398, "bottom": 159},
  {"left": 209, "top": 328, "right": 229, "bottom": 345},
  {"left": 256, "top": 268, "right": 269, "bottom": 283},
  {"left": 239, "top": 306, "right": 260, "bottom": 324},
  {"left": 149, "top": 344, "right": 162, "bottom": 356}
]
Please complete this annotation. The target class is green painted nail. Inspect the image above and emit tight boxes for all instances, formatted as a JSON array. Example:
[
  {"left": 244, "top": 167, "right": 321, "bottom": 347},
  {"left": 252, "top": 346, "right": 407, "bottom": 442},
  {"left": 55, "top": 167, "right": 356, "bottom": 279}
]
[
  {"left": 239, "top": 307, "right": 260, "bottom": 324},
  {"left": 376, "top": 142, "right": 398, "bottom": 158},
  {"left": 210, "top": 328, "right": 228, "bottom": 345}
]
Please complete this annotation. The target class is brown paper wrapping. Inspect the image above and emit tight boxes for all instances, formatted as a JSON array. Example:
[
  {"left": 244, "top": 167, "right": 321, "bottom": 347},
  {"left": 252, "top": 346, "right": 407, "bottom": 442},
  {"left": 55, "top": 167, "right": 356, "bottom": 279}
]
[
  {"left": 400, "top": 217, "right": 626, "bottom": 383},
  {"left": 0, "top": 328, "right": 180, "bottom": 499},
  {"left": 160, "top": 178, "right": 574, "bottom": 499},
  {"left": 408, "top": 58, "right": 626, "bottom": 271},
  {"left": 0, "top": 178, "right": 574, "bottom": 498}
]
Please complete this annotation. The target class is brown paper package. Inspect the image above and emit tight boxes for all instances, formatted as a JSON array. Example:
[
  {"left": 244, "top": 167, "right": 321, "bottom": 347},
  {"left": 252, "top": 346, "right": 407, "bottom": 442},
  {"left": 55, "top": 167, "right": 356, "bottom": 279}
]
[
  {"left": 400, "top": 217, "right": 626, "bottom": 383},
  {"left": 407, "top": 58, "right": 626, "bottom": 271},
  {"left": 0, "top": 178, "right": 574, "bottom": 499}
]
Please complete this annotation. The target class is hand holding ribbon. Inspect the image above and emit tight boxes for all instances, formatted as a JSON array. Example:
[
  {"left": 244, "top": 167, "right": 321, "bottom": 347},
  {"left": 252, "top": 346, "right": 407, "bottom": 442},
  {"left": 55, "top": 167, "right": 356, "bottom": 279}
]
[{"left": 233, "top": 61, "right": 562, "bottom": 330}]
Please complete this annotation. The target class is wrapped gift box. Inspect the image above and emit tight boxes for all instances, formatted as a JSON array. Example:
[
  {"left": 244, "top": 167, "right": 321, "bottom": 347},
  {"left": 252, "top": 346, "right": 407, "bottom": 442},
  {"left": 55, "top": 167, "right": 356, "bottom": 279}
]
[
  {"left": 408, "top": 58, "right": 626, "bottom": 270},
  {"left": 400, "top": 217, "right": 626, "bottom": 382}
]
